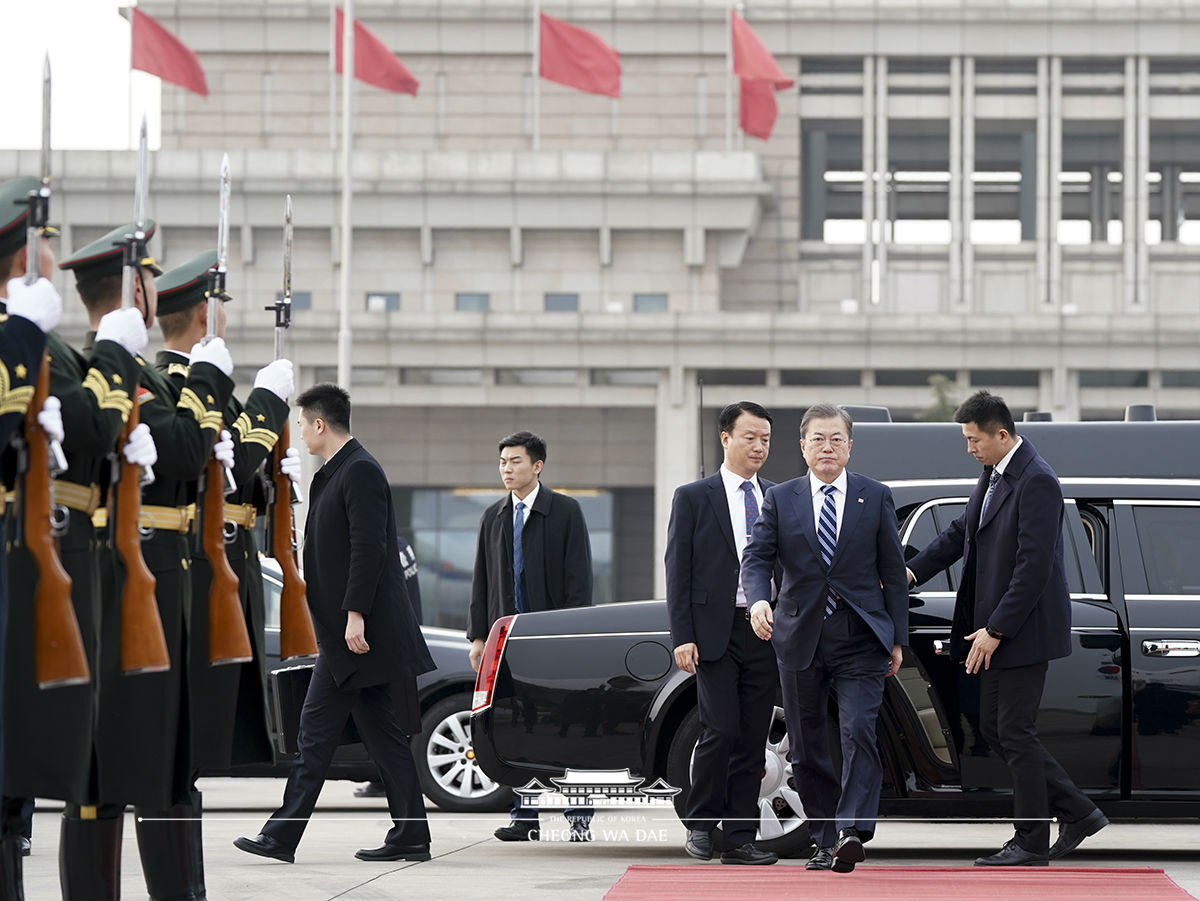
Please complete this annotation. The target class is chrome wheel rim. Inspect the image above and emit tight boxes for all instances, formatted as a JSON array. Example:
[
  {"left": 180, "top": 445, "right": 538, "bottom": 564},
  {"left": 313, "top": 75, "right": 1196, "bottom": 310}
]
[{"left": 427, "top": 709, "right": 501, "bottom": 799}]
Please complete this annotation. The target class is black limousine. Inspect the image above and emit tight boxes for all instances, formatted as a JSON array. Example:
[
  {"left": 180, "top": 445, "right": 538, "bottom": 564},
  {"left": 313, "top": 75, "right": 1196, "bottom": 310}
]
[{"left": 471, "top": 416, "right": 1200, "bottom": 855}]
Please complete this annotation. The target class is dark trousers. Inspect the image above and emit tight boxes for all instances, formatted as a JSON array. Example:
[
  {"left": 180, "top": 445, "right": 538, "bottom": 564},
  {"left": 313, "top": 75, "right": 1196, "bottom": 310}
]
[
  {"left": 979, "top": 662, "right": 1096, "bottom": 854},
  {"left": 686, "top": 612, "right": 779, "bottom": 848},
  {"left": 779, "top": 607, "right": 889, "bottom": 849},
  {"left": 261, "top": 654, "right": 430, "bottom": 851}
]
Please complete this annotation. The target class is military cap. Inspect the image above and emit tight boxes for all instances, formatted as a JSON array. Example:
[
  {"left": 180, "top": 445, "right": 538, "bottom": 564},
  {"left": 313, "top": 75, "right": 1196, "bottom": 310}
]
[
  {"left": 58, "top": 220, "right": 162, "bottom": 283},
  {"left": 0, "top": 177, "right": 43, "bottom": 258},
  {"left": 156, "top": 250, "right": 229, "bottom": 316}
]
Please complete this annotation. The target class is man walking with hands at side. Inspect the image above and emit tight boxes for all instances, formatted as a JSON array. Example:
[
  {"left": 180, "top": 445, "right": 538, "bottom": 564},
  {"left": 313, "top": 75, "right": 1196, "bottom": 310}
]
[
  {"left": 906, "top": 390, "right": 1106, "bottom": 866},
  {"left": 666, "top": 401, "right": 779, "bottom": 865},
  {"left": 742, "top": 403, "right": 908, "bottom": 874},
  {"left": 235, "top": 384, "right": 435, "bottom": 864}
]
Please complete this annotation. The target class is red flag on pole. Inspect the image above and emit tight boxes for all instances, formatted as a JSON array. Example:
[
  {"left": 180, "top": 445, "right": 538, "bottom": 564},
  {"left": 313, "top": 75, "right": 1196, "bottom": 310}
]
[
  {"left": 335, "top": 7, "right": 419, "bottom": 96},
  {"left": 730, "top": 11, "right": 793, "bottom": 141},
  {"left": 129, "top": 8, "right": 208, "bottom": 97},
  {"left": 538, "top": 12, "right": 621, "bottom": 99}
]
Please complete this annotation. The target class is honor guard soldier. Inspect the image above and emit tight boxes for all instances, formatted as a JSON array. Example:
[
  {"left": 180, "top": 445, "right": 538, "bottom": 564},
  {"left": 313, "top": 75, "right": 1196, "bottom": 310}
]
[
  {"left": 154, "top": 250, "right": 295, "bottom": 776},
  {"left": 56, "top": 222, "right": 233, "bottom": 901},
  {"left": 1, "top": 199, "right": 155, "bottom": 901}
]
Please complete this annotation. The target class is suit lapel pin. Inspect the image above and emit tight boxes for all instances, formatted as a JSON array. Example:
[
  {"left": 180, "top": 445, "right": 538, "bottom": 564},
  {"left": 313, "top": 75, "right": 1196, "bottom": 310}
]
[{"left": 857, "top": 497, "right": 864, "bottom": 503}]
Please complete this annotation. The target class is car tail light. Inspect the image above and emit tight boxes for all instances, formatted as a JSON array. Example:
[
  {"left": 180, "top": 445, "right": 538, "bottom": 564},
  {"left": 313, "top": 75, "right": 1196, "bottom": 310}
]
[{"left": 472, "top": 615, "right": 515, "bottom": 713}]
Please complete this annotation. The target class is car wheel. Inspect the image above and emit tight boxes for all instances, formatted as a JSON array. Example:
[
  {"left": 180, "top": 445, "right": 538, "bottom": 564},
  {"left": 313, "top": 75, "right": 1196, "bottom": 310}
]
[
  {"left": 665, "top": 705, "right": 812, "bottom": 858},
  {"left": 414, "top": 692, "right": 511, "bottom": 813}
]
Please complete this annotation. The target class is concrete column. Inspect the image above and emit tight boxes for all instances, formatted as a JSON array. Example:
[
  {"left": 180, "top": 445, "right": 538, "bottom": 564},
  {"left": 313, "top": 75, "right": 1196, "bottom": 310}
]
[
  {"left": 1020, "top": 131, "right": 1037, "bottom": 241},
  {"left": 653, "top": 367, "right": 699, "bottom": 597},
  {"left": 1048, "top": 57, "right": 1062, "bottom": 310},
  {"left": 861, "top": 56, "right": 875, "bottom": 307},
  {"left": 1090, "top": 165, "right": 1106, "bottom": 242},
  {"left": 874, "top": 57, "right": 889, "bottom": 307},
  {"left": 1123, "top": 56, "right": 1138, "bottom": 308},
  {"left": 802, "top": 130, "right": 827, "bottom": 240},
  {"left": 1137, "top": 56, "right": 1150, "bottom": 307},
  {"left": 1036, "top": 58, "right": 1049, "bottom": 305},
  {"left": 962, "top": 57, "right": 976, "bottom": 311},
  {"left": 949, "top": 56, "right": 963, "bottom": 309}
]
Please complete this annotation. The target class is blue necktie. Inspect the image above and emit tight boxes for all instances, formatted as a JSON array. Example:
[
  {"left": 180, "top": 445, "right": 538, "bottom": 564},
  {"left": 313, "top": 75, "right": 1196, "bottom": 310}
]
[
  {"left": 979, "top": 469, "right": 1001, "bottom": 524},
  {"left": 740, "top": 480, "right": 759, "bottom": 541},
  {"left": 513, "top": 501, "right": 527, "bottom": 614},
  {"left": 818, "top": 484, "right": 839, "bottom": 618}
]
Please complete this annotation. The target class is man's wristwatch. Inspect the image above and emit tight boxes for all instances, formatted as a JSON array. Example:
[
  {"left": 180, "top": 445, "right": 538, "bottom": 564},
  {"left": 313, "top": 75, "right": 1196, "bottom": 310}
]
[{"left": 985, "top": 625, "right": 1004, "bottom": 640}]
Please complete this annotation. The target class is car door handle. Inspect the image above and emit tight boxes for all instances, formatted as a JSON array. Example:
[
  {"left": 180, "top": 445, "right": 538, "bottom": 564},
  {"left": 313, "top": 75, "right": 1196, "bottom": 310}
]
[{"left": 1142, "top": 639, "right": 1200, "bottom": 658}]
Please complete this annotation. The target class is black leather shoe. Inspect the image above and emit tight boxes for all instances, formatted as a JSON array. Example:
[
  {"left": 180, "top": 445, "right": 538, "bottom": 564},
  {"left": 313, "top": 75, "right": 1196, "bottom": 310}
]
[
  {"left": 806, "top": 847, "right": 834, "bottom": 870},
  {"left": 494, "top": 821, "right": 539, "bottom": 842},
  {"left": 569, "top": 821, "right": 592, "bottom": 843},
  {"left": 974, "top": 839, "right": 1049, "bottom": 867},
  {"left": 18, "top": 837, "right": 30, "bottom": 857},
  {"left": 233, "top": 833, "right": 295, "bottom": 864},
  {"left": 355, "top": 842, "right": 431, "bottom": 862},
  {"left": 684, "top": 830, "right": 713, "bottom": 861},
  {"left": 720, "top": 843, "right": 778, "bottom": 865},
  {"left": 353, "top": 782, "right": 386, "bottom": 799},
  {"left": 832, "top": 827, "right": 865, "bottom": 873},
  {"left": 1049, "top": 809, "right": 1108, "bottom": 860}
]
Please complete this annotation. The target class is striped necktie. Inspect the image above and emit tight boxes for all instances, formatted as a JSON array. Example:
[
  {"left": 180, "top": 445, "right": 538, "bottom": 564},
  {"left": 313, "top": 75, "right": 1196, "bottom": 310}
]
[
  {"left": 979, "top": 469, "right": 1001, "bottom": 524},
  {"left": 818, "top": 484, "right": 839, "bottom": 618},
  {"left": 740, "top": 480, "right": 759, "bottom": 541},
  {"left": 513, "top": 501, "right": 527, "bottom": 613}
]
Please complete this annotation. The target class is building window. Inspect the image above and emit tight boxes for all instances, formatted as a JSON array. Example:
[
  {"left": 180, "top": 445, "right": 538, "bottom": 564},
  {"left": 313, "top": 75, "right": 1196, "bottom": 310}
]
[
  {"left": 781, "top": 369, "right": 862, "bottom": 387},
  {"left": 455, "top": 292, "right": 489, "bottom": 312},
  {"left": 591, "top": 369, "right": 658, "bottom": 386},
  {"left": 278, "top": 291, "right": 312, "bottom": 311},
  {"left": 365, "top": 291, "right": 400, "bottom": 312},
  {"left": 695, "top": 369, "right": 766, "bottom": 387},
  {"left": 495, "top": 369, "right": 577, "bottom": 386},
  {"left": 1079, "top": 370, "right": 1149, "bottom": 388},
  {"left": 633, "top": 293, "right": 668, "bottom": 313},
  {"left": 875, "top": 369, "right": 956, "bottom": 387},
  {"left": 544, "top": 292, "right": 579, "bottom": 312},
  {"left": 1162, "top": 370, "right": 1200, "bottom": 388},
  {"left": 401, "top": 368, "right": 483, "bottom": 386},
  {"left": 969, "top": 369, "right": 1040, "bottom": 387}
]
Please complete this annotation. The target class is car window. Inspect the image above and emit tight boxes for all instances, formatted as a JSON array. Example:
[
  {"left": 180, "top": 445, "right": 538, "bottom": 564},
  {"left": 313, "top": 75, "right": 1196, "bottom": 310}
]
[
  {"left": 901, "top": 503, "right": 953, "bottom": 592},
  {"left": 1131, "top": 505, "right": 1200, "bottom": 595},
  {"left": 932, "top": 503, "right": 966, "bottom": 590}
]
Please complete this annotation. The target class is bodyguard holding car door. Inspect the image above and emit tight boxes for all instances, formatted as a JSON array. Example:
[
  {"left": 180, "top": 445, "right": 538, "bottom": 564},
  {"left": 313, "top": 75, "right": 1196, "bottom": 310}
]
[{"left": 906, "top": 390, "right": 1107, "bottom": 866}]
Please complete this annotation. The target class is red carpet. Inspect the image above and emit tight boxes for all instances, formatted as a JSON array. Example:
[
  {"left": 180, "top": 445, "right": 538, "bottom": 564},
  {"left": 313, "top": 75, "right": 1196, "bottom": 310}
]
[{"left": 603, "top": 865, "right": 1196, "bottom": 901}]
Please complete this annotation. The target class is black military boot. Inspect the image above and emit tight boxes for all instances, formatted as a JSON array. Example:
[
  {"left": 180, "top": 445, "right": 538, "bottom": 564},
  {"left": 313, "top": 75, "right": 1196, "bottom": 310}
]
[
  {"left": 0, "top": 835, "right": 24, "bottom": 901},
  {"left": 59, "top": 809, "right": 123, "bottom": 901},
  {"left": 133, "top": 793, "right": 205, "bottom": 901}
]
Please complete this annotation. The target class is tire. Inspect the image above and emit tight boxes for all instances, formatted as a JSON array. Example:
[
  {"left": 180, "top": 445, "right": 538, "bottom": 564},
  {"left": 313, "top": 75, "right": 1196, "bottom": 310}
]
[
  {"left": 414, "top": 692, "right": 511, "bottom": 813},
  {"left": 664, "top": 705, "right": 813, "bottom": 858}
]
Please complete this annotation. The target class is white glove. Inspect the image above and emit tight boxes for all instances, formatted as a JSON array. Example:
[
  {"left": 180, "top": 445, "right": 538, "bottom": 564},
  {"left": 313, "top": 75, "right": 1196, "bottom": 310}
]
[
  {"left": 213, "top": 429, "right": 234, "bottom": 470},
  {"left": 280, "top": 446, "right": 301, "bottom": 483},
  {"left": 188, "top": 337, "right": 234, "bottom": 376},
  {"left": 95, "top": 308, "right": 148, "bottom": 356},
  {"left": 253, "top": 359, "right": 294, "bottom": 402},
  {"left": 37, "top": 396, "right": 64, "bottom": 444},
  {"left": 122, "top": 422, "right": 158, "bottom": 468},
  {"left": 5, "top": 277, "right": 63, "bottom": 333}
]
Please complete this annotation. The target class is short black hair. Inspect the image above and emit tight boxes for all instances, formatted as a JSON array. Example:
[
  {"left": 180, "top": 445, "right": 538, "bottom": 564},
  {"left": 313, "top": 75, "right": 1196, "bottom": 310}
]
[
  {"left": 954, "top": 389, "right": 1016, "bottom": 436},
  {"left": 296, "top": 383, "right": 351, "bottom": 434},
  {"left": 158, "top": 306, "right": 197, "bottom": 342},
  {"left": 75, "top": 273, "right": 123, "bottom": 317},
  {"left": 498, "top": 430, "right": 547, "bottom": 465},
  {"left": 718, "top": 401, "right": 773, "bottom": 435},
  {"left": 800, "top": 402, "right": 854, "bottom": 441}
]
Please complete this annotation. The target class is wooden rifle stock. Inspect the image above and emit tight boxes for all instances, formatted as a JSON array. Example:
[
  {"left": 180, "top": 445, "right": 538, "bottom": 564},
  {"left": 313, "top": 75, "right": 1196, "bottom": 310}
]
[
  {"left": 270, "top": 421, "right": 317, "bottom": 660},
  {"left": 114, "top": 403, "right": 170, "bottom": 674},
  {"left": 25, "top": 357, "right": 88, "bottom": 688},
  {"left": 203, "top": 457, "right": 252, "bottom": 664}
]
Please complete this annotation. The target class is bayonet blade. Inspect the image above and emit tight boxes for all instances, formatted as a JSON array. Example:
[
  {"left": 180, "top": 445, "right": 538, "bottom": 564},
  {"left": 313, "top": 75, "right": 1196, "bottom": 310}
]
[
  {"left": 134, "top": 114, "right": 148, "bottom": 231},
  {"left": 40, "top": 55, "right": 51, "bottom": 188},
  {"left": 283, "top": 195, "right": 293, "bottom": 301},
  {"left": 216, "top": 153, "right": 231, "bottom": 274}
]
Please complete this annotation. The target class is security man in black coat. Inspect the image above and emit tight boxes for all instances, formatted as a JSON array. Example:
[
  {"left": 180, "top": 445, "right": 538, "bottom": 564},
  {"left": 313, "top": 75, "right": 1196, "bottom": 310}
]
[{"left": 235, "top": 384, "right": 435, "bottom": 864}]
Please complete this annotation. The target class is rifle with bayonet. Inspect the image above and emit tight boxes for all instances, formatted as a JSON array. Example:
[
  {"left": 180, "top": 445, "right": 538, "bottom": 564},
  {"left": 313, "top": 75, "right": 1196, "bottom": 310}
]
[
  {"left": 265, "top": 195, "right": 318, "bottom": 660},
  {"left": 111, "top": 114, "right": 170, "bottom": 675},
  {"left": 18, "top": 55, "right": 88, "bottom": 688},
  {"left": 199, "top": 153, "right": 252, "bottom": 666}
]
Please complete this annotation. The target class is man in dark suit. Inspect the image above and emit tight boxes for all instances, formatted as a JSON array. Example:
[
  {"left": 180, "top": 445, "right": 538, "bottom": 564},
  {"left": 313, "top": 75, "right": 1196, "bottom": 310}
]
[
  {"left": 666, "top": 401, "right": 779, "bottom": 866},
  {"left": 742, "top": 402, "right": 908, "bottom": 874},
  {"left": 906, "top": 390, "right": 1106, "bottom": 866},
  {"left": 235, "top": 384, "right": 436, "bottom": 864},
  {"left": 467, "top": 430, "right": 593, "bottom": 842}
]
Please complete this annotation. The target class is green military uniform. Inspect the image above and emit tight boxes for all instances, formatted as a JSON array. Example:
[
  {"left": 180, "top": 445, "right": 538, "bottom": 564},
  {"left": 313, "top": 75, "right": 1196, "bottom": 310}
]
[
  {"left": 155, "top": 251, "right": 289, "bottom": 772},
  {"left": 2, "top": 199, "right": 142, "bottom": 807}
]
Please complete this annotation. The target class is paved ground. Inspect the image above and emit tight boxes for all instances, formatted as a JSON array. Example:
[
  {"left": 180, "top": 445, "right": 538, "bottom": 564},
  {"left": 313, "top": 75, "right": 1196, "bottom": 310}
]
[{"left": 19, "top": 778, "right": 1200, "bottom": 900}]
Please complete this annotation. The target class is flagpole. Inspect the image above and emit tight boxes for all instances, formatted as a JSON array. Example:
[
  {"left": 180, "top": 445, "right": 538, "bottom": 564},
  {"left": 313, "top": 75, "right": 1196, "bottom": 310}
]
[
  {"left": 337, "top": 0, "right": 354, "bottom": 389},
  {"left": 329, "top": 0, "right": 337, "bottom": 150},
  {"left": 532, "top": 0, "right": 541, "bottom": 151},
  {"left": 724, "top": 6, "right": 733, "bottom": 151},
  {"left": 128, "top": 4, "right": 136, "bottom": 150}
]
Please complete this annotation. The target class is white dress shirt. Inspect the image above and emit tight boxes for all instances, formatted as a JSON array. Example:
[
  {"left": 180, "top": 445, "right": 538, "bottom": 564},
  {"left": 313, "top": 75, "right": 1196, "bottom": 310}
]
[
  {"left": 720, "top": 465, "right": 763, "bottom": 608},
  {"left": 809, "top": 469, "right": 849, "bottom": 541},
  {"left": 512, "top": 481, "right": 540, "bottom": 531},
  {"left": 992, "top": 436, "right": 1023, "bottom": 478}
]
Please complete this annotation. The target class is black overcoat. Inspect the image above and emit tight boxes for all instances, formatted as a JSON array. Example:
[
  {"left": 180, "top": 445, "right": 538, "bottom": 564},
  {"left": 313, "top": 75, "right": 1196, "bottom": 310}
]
[{"left": 302, "top": 438, "right": 434, "bottom": 690}]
